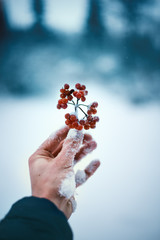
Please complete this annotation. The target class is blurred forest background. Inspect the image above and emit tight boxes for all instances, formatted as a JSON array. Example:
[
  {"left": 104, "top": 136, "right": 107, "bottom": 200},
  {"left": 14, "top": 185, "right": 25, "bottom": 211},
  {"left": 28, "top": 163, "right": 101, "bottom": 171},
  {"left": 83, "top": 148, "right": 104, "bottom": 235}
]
[{"left": 0, "top": 0, "right": 160, "bottom": 103}]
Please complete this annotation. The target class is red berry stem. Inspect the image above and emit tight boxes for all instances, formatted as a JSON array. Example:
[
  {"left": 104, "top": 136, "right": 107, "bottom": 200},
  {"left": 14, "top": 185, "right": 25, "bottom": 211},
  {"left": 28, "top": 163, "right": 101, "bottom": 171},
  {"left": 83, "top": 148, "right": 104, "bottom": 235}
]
[{"left": 75, "top": 99, "right": 79, "bottom": 113}]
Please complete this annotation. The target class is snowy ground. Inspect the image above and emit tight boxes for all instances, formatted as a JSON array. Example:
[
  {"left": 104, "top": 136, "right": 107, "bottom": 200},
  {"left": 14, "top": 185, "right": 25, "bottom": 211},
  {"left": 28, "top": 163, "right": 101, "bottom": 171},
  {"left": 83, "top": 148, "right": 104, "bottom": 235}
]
[{"left": 0, "top": 83, "right": 160, "bottom": 240}]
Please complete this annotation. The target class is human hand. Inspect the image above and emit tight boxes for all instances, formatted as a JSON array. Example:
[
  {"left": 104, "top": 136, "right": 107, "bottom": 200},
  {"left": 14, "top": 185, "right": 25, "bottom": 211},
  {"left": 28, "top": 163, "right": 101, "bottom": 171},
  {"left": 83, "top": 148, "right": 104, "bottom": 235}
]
[{"left": 28, "top": 126, "right": 100, "bottom": 219}]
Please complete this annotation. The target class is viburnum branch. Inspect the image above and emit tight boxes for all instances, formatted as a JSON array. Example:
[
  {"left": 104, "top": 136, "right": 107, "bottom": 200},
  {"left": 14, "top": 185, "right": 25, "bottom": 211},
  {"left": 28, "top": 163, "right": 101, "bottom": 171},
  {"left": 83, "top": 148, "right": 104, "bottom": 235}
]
[{"left": 57, "top": 83, "right": 99, "bottom": 130}]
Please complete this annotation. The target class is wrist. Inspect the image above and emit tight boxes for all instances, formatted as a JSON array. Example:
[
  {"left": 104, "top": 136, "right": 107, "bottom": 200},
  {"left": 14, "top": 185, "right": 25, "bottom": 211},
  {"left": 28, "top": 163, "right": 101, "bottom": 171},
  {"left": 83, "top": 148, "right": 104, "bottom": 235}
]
[{"left": 32, "top": 192, "right": 73, "bottom": 219}]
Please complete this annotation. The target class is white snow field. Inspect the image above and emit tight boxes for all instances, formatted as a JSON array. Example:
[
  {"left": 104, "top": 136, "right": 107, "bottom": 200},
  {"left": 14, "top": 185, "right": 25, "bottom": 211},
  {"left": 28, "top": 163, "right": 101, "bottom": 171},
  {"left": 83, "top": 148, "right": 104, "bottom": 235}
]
[{"left": 0, "top": 84, "right": 160, "bottom": 240}]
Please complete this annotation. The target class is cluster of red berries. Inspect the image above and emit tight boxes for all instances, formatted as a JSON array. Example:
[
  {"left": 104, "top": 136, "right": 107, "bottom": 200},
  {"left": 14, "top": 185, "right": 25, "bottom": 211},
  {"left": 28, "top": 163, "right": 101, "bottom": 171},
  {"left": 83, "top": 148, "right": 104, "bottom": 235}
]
[
  {"left": 65, "top": 113, "right": 83, "bottom": 130},
  {"left": 73, "top": 83, "right": 88, "bottom": 102},
  {"left": 87, "top": 102, "right": 98, "bottom": 115},
  {"left": 57, "top": 83, "right": 99, "bottom": 130},
  {"left": 57, "top": 84, "right": 74, "bottom": 109},
  {"left": 79, "top": 116, "right": 99, "bottom": 130}
]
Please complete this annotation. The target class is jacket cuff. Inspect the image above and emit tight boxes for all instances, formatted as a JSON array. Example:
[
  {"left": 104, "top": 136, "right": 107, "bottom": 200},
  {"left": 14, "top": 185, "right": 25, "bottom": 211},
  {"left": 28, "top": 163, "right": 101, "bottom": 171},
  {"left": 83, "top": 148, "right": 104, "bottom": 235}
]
[{"left": 4, "top": 196, "right": 73, "bottom": 239}]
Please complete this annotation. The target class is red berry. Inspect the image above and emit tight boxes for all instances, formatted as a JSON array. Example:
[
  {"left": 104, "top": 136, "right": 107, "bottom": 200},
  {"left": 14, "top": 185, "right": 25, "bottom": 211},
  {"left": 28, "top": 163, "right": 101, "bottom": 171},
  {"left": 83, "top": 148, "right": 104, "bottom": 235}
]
[
  {"left": 79, "top": 90, "right": 84, "bottom": 96},
  {"left": 72, "top": 122, "right": 78, "bottom": 128},
  {"left": 61, "top": 103, "right": 67, "bottom": 109},
  {"left": 75, "top": 83, "right": 81, "bottom": 89},
  {"left": 87, "top": 110, "right": 92, "bottom": 115},
  {"left": 68, "top": 95, "right": 73, "bottom": 101},
  {"left": 84, "top": 91, "right": 88, "bottom": 95},
  {"left": 65, "top": 113, "right": 70, "bottom": 119},
  {"left": 87, "top": 116, "right": 92, "bottom": 121},
  {"left": 76, "top": 92, "right": 82, "bottom": 99},
  {"left": 92, "top": 109, "right": 97, "bottom": 114},
  {"left": 81, "top": 85, "right": 86, "bottom": 90},
  {"left": 84, "top": 124, "right": 90, "bottom": 130},
  {"left": 79, "top": 120, "right": 85, "bottom": 125},
  {"left": 73, "top": 91, "right": 78, "bottom": 97},
  {"left": 85, "top": 120, "right": 89, "bottom": 125},
  {"left": 65, "top": 119, "right": 70, "bottom": 125},
  {"left": 65, "top": 90, "right": 70, "bottom": 96},
  {"left": 70, "top": 115, "right": 77, "bottom": 122},
  {"left": 61, "top": 98, "right": 68, "bottom": 104},
  {"left": 64, "top": 84, "right": 69, "bottom": 89},
  {"left": 77, "top": 125, "right": 83, "bottom": 130},
  {"left": 58, "top": 99, "right": 63, "bottom": 105},
  {"left": 60, "top": 88, "right": 65, "bottom": 93},
  {"left": 81, "top": 96, "right": 86, "bottom": 102},
  {"left": 90, "top": 125, "right": 96, "bottom": 129},
  {"left": 60, "top": 93, "right": 66, "bottom": 98},
  {"left": 94, "top": 116, "right": 99, "bottom": 122},
  {"left": 90, "top": 121, "right": 96, "bottom": 127},
  {"left": 57, "top": 104, "right": 61, "bottom": 109},
  {"left": 92, "top": 102, "right": 98, "bottom": 108}
]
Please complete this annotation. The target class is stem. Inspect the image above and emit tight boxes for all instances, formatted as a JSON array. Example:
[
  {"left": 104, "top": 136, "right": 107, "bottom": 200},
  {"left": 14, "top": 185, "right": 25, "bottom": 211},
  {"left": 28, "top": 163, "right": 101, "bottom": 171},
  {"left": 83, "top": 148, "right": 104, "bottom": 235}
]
[
  {"left": 68, "top": 102, "right": 74, "bottom": 105},
  {"left": 71, "top": 100, "right": 75, "bottom": 105},
  {"left": 78, "top": 104, "right": 89, "bottom": 107},
  {"left": 75, "top": 99, "right": 79, "bottom": 113},
  {"left": 70, "top": 98, "right": 88, "bottom": 119},
  {"left": 78, "top": 106, "right": 88, "bottom": 118}
]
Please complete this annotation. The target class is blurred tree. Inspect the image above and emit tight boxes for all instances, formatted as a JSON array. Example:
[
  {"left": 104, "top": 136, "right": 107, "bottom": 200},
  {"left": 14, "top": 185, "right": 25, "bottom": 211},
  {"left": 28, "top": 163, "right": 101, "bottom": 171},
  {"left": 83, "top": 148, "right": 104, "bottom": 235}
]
[
  {"left": 0, "top": 0, "right": 9, "bottom": 39},
  {"left": 32, "top": 0, "right": 45, "bottom": 31},
  {"left": 119, "top": 0, "right": 151, "bottom": 27},
  {"left": 84, "top": 0, "right": 106, "bottom": 42},
  {"left": 119, "top": 0, "right": 156, "bottom": 67},
  {"left": 119, "top": 0, "right": 160, "bottom": 100}
]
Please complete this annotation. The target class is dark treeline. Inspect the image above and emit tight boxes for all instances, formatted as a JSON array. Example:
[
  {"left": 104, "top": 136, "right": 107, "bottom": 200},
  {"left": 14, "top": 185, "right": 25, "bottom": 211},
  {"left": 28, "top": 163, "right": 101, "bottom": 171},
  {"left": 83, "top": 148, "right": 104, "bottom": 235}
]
[{"left": 0, "top": 0, "right": 160, "bottom": 103}]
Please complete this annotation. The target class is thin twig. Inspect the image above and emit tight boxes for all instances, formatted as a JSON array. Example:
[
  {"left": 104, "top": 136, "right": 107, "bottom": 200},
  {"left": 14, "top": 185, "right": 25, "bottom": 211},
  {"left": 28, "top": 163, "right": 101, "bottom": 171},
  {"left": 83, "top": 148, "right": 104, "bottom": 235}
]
[
  {"left": 68, "top": 102, "right": 74, "bottom": 105},
  {"left": 78, "top": 106, "right": 88, "bottom": 117},
  {"left": 78, "top": 104, "right": 88, "bottom": 107},
  {"left": 75, "top": 99, "right": 79, "bottom": 113}
]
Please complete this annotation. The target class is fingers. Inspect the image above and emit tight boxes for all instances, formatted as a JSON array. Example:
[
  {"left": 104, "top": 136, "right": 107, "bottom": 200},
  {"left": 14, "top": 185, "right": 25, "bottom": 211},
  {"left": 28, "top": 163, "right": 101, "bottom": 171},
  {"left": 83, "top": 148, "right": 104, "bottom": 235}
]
[
  {"left": 57, "top": 129, "right": 84, "bottom": 167},
  {"left": 37, "top": 126, "right": 69, "bottom": 154},
  {"left": 52, "top": 134, "right": 92, "bottom": 160},
  {"left": 74, "top": 140, "right": 97, "bottom": 164},
  {"left": 59, "top": 171, "right": 76, "bottom": 199},
  {"left": 52, "top": 133, "right": 93, "bottom": 159},
  {"left": 83, "top": 134, "right": 92, "bottom": 143},
  {"left": 52, "top": 140, "right": 64, "bottom": 158},
  {"left": 75, "top": 160, "right": 100, "bottom": 187}
]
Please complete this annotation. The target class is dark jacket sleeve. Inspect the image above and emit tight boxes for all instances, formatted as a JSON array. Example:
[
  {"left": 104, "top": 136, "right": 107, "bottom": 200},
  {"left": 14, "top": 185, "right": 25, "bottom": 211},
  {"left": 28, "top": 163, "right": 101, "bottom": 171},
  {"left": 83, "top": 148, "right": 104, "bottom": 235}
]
[{"left": 0, "top": 197, "right": 73, "bottom": 240}]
